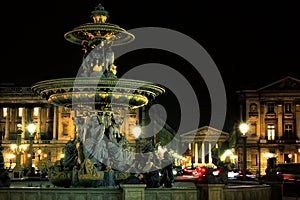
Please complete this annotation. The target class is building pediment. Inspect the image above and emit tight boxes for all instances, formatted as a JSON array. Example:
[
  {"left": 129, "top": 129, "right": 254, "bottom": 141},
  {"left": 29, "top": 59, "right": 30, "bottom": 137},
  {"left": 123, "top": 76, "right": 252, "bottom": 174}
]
[
  {"left": 180, "top": 125, "right": 229, "bottom": 142},
  {"left": 257, "top": 76, "right": 300, "bottom": 91}
]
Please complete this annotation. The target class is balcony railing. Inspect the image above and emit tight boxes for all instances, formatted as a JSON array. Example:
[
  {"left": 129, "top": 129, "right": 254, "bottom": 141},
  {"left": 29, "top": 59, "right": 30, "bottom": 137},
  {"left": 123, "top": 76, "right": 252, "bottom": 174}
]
[{"left": 260, "top": 137, "right": 300, "bottom": 144}]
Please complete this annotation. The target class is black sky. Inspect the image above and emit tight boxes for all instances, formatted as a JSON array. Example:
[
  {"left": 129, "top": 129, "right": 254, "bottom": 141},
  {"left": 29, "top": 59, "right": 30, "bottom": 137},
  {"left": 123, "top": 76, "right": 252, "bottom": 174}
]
[{"left": 2, "top": 1, "right": 300, "bottom": 132}]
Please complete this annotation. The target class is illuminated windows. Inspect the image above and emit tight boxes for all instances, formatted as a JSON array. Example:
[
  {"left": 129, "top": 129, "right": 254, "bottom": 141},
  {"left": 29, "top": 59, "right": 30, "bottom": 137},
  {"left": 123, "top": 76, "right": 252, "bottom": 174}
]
[
  {"left": 3, "top": 107, "right": 7, "bottom": 117},
  {"left": 18, "top": 108, "right": 23, "bottom": 117},
  {"left": 267, "top": 124, "right": 275, "bottom": 140}
]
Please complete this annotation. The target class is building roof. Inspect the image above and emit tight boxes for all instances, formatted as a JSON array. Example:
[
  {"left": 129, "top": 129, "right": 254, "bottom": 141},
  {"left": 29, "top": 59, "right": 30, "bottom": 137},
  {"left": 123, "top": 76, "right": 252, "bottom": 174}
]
[
  {"left": 180, "top": 125, "right": 229, "bottom": 143},
  {"left": 257, "top": 76, "right": 300, "bottom": 92}
]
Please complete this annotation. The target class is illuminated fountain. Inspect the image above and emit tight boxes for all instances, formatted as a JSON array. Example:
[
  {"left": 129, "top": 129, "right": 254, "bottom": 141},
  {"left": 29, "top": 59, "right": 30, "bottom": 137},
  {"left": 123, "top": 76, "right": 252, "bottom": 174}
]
[{"left": 31, "top": 4, "right": 165, "bottom": 187}]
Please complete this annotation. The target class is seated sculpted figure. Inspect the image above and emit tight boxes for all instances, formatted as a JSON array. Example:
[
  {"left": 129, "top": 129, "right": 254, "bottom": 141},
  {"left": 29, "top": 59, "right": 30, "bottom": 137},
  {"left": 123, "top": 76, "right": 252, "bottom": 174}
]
[
  {"left": 107, "top": 116, "right": 123, "bottom": 144},
  {"left": 62, "top": 138, "right": 78, "bottom": 171},
  {"left": 106, "top": 117, "right": 134, "bottom": 171},
  {"left": 83, "top": 115, "right": 108, "bottom": 164}
]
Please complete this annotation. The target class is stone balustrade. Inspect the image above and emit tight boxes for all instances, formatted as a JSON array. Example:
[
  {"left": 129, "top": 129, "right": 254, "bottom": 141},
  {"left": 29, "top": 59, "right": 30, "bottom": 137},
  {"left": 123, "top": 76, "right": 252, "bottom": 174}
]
[{"left": 0, "top": 182, "right": 273, "bottom": 200}]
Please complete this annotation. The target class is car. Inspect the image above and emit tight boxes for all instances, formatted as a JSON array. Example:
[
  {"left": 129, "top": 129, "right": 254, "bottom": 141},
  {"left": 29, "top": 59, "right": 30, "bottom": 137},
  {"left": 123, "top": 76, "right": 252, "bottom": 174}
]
[
  {"left": 179, "top": 166, "right": 221, "bottom": 181},
  {"left": 212, "top": 168, "right": 221, "bottom": 176},
  {"left": 181, "top": 167, "right": 200, "bottom": 179},
  {"left": 172, "top": 166, "right": 183, "bottom": 176},
  {"left": 236, "top": 170, "right": 256, "bottom": 180},
  {"left": 228, "top": 169, "right": 239, "bottom": 179},
  {"left": 275, "top": 163, "right": 300, "bottom": 182}
]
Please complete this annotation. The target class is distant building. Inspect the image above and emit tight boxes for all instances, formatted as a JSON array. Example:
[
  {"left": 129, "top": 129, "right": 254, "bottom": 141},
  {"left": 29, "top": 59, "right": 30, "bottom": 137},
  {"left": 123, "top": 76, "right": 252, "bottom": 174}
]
[
  {"left": 180, "top": 126, "right": 229, "bottom": 167},
  {"left": 236, "top": 76, "right": 300, "bottom": 175}
]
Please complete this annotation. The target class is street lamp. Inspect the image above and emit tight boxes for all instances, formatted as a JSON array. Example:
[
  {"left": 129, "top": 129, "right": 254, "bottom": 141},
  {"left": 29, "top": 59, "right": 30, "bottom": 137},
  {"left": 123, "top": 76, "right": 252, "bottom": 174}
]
[
  {"left": 37, "top": 148, "right": 42, "bottom": 161},
  {"left": 27, "top": 123, "right": 36, "bottom": 170},
  {"left": 11, "top": 123, "right": 27, "bottom": 174},
  {"left": 239, "top": 122, "right": 249, "bottom": 181},
  {"left": 133, "top": 124, "right": 141, "bottom": 153}
]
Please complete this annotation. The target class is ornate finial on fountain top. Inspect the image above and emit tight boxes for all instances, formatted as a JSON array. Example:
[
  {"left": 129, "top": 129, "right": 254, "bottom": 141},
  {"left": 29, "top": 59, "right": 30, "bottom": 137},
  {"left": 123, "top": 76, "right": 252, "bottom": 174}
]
[
  {"left": 91, "top": 4, "right": 109, "bottom": 23},
  {"left": 64, "top": 3, "right": 134, "bottom": 48}
]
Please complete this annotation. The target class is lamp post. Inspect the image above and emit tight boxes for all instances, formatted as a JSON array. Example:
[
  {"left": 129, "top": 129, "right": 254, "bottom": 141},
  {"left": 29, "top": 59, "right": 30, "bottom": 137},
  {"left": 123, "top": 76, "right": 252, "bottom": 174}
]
[
  {"left": 239, "top": 123, "right": 249, "bottom": 181},
  {"left": 133, "top": 124, "right": 141, "bottom": 153},
  {"left": 37, "top": 148, "right": 42, "bottom": 161},
  {"left": 27, "top": 123, "right": 36, "bottom": 170},
  {"left": 11, "top": 123, "right": 27, "bottom": 174}
]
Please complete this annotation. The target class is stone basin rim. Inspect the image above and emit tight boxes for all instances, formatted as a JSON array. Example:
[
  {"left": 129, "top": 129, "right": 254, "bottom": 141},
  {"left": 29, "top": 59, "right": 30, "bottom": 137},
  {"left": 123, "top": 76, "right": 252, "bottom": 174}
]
[{"left": 32, "top": 77, "right": 165, "bottom": 94}]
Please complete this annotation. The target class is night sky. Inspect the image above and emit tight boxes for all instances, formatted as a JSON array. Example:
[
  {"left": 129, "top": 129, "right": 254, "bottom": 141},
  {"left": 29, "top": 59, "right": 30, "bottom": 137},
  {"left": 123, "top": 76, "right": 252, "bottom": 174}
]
[{"left": 2, "top": 1, "right": 300, "bottom": 133}]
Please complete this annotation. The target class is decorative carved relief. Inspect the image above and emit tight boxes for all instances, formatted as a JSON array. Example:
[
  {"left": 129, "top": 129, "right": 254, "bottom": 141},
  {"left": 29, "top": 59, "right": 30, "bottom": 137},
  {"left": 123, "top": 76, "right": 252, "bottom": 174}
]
[{"left": 249, "top": 103, "right": 258, "bottom": 117}]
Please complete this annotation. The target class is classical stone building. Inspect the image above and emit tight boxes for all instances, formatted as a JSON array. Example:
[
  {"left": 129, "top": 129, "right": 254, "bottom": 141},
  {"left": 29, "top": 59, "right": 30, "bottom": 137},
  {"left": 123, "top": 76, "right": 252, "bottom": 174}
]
[
  {"left": 0, "top": 85, "right": 177, "bottom": 171},
  {"left": 180, "top": 126, "right": 229, "bottom": 167},
  {"left": 0, "top": 85, "right": 64, "bottom": 170},
  {"left": 236, "top": 76, "right": 300, "bottom": 176}
]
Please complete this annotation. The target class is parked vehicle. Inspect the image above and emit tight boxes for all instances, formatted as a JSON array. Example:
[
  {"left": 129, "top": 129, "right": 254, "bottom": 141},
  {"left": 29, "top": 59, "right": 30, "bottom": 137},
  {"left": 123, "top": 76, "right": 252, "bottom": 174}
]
[
  {"left": 236, "top": 170, "right": 256, "bottom": 180},
  {"left": 228, "top": 169, "right": 239, "bottom": 179},
  {"left": 181, "top": 167, "right": 200, "bottom": 179},
  {"left": 275, "top": 163, "right": 300, "bottom": 182},
  {"left": 180, "top": 166, "right": 221, "bottom": 181},
  {"left": 172, "top": 166, "right": 183, "bottom": 176}
]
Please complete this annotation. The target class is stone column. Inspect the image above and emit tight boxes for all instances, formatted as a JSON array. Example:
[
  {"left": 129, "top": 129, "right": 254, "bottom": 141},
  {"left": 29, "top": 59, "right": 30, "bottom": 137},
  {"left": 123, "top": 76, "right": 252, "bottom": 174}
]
[
  {"left": 191, "top": 142, "right": 195, "bottom": 166},
  {"left": 239, "top": 102, "right": 243, "bottom": 122},
  {"left": 40, "top": 108, "right": 46, "bottom": 137},
  {"left": 4, "top": 108, "right": 10, "bottom": 140},
  {"left": 53, "top": 106, "right": 58, "bottom": 140},
  {"left": 208, "top": 142, "right": 212, "bottom": 164},
  {"left": 10, "top": 108, "right": 15, "bottom": 136},
  {"left": 195, "top": 142, "right": 198, "bottom": 164},
  {"left": 277, "top": 103, "right": 283, "bottom": 138},
  {"left": 260, "top": 101, "right": 265, "bottom": 139},
  {"left": 37, "top": 107, "right": 41, "bottom": 141},
  {"left": 46, "top": 107, "right": 52, "bottom": 140},
  {"left": 21, "top": 108, "right": 26, "bottom": 140},
  {"left": 295, "top": 103, "right": 300, "bottom": 139},
  {"left": 202, "top": 142, "right": 205, "bottom": 164},
  {"left": 120, "top": 184, "right": 146, "bottom": 200}
]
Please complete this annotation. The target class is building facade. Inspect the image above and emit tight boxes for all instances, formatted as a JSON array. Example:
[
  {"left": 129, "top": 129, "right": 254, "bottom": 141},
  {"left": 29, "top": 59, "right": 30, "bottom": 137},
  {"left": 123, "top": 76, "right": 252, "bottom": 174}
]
[
  {"left": 236, "top": 76, "right": 300, "bottom": 176},
  {"left": 180, "top": 126, "right": 229, "bottom": 167}
]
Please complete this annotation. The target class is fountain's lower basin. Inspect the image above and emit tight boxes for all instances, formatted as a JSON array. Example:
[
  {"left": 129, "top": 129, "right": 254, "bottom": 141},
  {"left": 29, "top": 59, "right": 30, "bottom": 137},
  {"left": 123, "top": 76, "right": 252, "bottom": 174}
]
[{"left": 32, "top": 77, "right": 165, "bottom": 109}]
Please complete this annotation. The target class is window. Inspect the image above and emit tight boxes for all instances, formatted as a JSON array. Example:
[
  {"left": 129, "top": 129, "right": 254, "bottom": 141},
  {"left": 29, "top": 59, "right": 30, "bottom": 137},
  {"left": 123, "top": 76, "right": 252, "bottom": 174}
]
[
  {"left": 62, "top": 123, "right": 68, "bottom": 136},
  {"left": 33, "top": 107, "right": 39, "bottom": 117},
  {"left": 284, "top": 124, "right": 293, "bottom": 139},
  {"left": 285, "top": 103, "right": 292, "bottom": 113},
  {"left": 267, "top": 124, "right": 275, "bottom": 140},
  {"left": 18, "top": 107, "right": 23, "bottom": 117},
  {"left": 251, "top": 154, "right": 258, "bottom": 166},
  {"left": 250, "top": 123, "right": 257, "bottom": 135},
  {"left": 267, "top": 103, "right": 275, "bottom": 113},
  {"left": 3, "top": 108, "right": 7, "bottom": 118}
]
